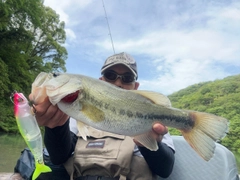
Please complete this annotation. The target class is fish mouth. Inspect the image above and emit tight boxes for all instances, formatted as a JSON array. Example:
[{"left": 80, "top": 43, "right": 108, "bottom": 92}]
[{"left": 61, "top": 90, "right": 79, "bottom": 103}]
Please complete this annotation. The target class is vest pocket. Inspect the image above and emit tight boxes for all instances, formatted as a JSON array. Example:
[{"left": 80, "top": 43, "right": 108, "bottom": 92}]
[
  {"left": 75, "top": 136, "right": 125, "bottom": 159},
  {"left": 73, "top": 131, "right": 135, "bottom": 178}
]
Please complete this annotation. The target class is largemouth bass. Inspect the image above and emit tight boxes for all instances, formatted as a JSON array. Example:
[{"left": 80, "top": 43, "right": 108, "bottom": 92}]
[
  {"left": 12, "top": 92, "right": 52, "bottom": 180},
  {"left": 32, "top": 72, "right": 229, "bottom": 161}
]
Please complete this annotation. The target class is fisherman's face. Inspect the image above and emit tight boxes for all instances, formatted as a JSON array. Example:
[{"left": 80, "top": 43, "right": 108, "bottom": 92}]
[{"left": 100, "top": 64, "right": 139, "bottom": 90}]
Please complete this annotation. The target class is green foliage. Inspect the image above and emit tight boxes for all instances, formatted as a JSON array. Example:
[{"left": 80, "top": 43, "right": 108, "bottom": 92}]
[
  {"left": 27, "top": 6, "right": 67, "bottom": 76},
  {"left": 0, "top": 58, "right": 10, "bottom": 97},
  {"left": 0, "top": 0, "right": 67, "bottom": 132},
  {"left": 168, "top": 74, "right": 240, "bottom": 152}
]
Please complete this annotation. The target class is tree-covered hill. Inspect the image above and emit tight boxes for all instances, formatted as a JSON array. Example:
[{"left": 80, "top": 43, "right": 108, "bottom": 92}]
[
  {"left": 0, "top": 0, "right": 67, "bottom": 132},
  {"left": 168, "top": 74, "right": 240, "bottom": 153}
]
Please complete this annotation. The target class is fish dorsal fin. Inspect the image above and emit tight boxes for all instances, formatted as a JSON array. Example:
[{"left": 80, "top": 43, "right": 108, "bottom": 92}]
[{"left": 130, "top": 90, "right": 172, "bottom": 107}]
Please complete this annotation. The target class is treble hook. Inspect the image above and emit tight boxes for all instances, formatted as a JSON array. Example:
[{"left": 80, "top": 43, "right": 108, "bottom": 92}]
[{"left": 10, "top": 90, "right": 18, "bottom": 104}]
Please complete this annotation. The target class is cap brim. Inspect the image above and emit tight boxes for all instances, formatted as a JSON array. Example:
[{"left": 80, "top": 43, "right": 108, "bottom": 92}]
[{"left": 101, "top": 62, "right": 137, "bottom": 78}]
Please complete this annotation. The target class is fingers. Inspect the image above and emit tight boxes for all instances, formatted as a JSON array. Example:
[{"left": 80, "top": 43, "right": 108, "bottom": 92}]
[
  {"left": 31, "top": 105, "right": 37, "bottom": 114},
  {"left": 29, "top": 94, "right": 34, "bottom": 103},
  {"left": 29, "top": 93, "right": 49, "bottom": 105},
  {"left": 30, "top": 95, "right": 69, "bottom": 128},
  {"left": 153, "top": 123, "right": 168, "bottom": 135},
  {"left": 152, "top": 123, "right": 168, "bottom": 142},
  {"left": 34, "top": 98, "right": 52, "bottom": 117}
]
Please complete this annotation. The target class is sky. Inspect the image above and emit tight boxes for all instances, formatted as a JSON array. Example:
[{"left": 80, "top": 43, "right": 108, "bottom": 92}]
[{"left": 44, "top": 0, "right": 240, "bottom": 95}]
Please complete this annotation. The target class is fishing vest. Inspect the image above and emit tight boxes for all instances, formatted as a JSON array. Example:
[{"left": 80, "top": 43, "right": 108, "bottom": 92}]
[{"left": 64, "top": 126, "right": 157, "bottom": 180}]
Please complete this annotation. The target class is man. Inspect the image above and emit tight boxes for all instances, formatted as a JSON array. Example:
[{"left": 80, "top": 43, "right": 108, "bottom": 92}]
[{"left": 14, "top": 52, "right": 175, "bottom": 180}]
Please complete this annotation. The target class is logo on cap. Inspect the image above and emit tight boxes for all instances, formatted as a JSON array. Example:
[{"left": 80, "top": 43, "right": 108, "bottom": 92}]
[{"left": 101, "top": 52, "right": 138, "bottom": 78}]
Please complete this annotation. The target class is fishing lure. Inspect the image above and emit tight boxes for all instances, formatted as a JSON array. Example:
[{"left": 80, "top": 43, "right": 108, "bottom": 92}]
[{"left": 11, "top": 91, "right": 51, "bottom": 180}]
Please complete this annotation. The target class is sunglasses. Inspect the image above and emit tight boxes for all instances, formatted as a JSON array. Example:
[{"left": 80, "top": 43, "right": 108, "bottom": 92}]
[{"left": 103, "top": 70, "right": 136, "bottom": 84}]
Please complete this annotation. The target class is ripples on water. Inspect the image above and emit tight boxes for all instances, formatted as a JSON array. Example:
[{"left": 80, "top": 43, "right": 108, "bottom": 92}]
[{"left": 0, "top": 133, "right": 26, "bottom": 172}]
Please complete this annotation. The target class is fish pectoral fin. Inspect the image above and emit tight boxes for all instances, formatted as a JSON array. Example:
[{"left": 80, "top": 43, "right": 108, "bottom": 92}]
[
  {"left": 77, "top": 121, "right": 90, "bottom": 140},
  {"left": 82, "top": 103, "right": 105, "bottom": 123},
  {"left": 32, "top": 162, "right": 52, "bottom": 180},
  {"left": 134, "top": 132, "right": 158, "bottom": 151},
  {"left": 181, "top": 111, "right": 228, "bottom": 161},
  {"left": 130, "top": 90, "right": 171, "bottom": 107},
  {"left": 78, "top": 103, "right": 105, "bottom": 140}
]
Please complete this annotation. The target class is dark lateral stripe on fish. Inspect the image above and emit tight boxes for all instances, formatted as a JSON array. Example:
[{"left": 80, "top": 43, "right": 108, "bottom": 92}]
[{"left": 84, "top": 92, "right": 195, "bottom": 129}]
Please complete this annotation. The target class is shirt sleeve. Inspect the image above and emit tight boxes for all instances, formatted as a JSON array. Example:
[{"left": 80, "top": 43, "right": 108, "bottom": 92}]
[
  {"left": 44, "top": 119, "right": 77, "bottom": 165},
  {"left": 138, "top": 141, "right": 175, "bottom": 178}
]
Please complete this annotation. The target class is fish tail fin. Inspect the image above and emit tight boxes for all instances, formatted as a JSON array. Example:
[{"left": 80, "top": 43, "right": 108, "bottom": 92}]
[
  {"left": 181, "top": 111, "right": 228, "bottom": 161},
  {"left": 32, "top": 162, "right": 52, "bottom": 180}
]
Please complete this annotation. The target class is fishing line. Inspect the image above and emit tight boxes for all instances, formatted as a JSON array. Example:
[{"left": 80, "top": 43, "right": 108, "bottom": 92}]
[{"left": 102, "top": 0, "right": 115, "bottom": 54}]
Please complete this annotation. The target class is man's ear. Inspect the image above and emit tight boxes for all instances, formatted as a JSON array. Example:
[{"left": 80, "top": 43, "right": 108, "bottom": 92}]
[{"left": 134, "top": 82, "right": 140, "bottom": 90}]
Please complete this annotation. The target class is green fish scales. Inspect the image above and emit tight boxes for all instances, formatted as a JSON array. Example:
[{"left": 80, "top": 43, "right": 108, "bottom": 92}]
[{"left": 31, "top": 72, "right": 228, "bottom": 161}]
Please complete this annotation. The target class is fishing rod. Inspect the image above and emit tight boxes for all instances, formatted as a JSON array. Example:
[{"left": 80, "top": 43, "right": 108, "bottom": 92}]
[{"left": 102, "top": 0, "right": 115, "bottom": 54}]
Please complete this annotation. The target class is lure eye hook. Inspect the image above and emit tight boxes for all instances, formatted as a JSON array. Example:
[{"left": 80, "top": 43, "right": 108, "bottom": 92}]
[
  {"left": 10, "top": 90, "right": 18, "bottom": 104},
  {"left": 10, "top": 90, "right": 27, "bottom": 105},
  {"left": 10, "top": 91, "right": 37, "bottom": 113}
]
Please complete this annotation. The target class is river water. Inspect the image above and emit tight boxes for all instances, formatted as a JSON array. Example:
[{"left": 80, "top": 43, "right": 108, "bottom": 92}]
[{"left": 0, "top": 133, "right": 26, "bottom": 172}]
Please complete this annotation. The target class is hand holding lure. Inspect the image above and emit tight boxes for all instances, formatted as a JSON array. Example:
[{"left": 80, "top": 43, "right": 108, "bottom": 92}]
[{"left": 12, "top": 92, "right": 51, "bottom": 180}]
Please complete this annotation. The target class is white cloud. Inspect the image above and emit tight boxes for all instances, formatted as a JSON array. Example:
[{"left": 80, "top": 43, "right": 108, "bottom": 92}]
[
  {"left": 65, "top": 28, "right": 76, "bottom": 41},
  {"left": 139, "top": 57, "right": 230, "bottom": 95},
  {"left": 44, "top": 1, "right": 69, "bottom": 23},
  {"left": 44, "top": 0, "right": 94, "bottom": 28},
  {"left": 43, "top": 0, "right": 240, "bottom": 95}
]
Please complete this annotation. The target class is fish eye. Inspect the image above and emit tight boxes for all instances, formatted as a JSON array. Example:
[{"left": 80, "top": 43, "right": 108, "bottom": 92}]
[{"left": 53, "top": 72, "right": 60, "bottom": 77}]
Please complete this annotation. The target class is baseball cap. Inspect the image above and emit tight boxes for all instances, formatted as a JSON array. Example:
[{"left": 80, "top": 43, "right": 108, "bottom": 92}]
[{"left": 101, "top": 52, "right": 138, "bottom": 79}]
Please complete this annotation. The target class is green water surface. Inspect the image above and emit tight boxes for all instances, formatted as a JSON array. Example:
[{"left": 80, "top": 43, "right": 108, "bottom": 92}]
[
  {"left": 0, "top": 133, "right": 239, "bottom": 173},
  {"left": 0, "top": 133, "right": 26, "bottom": 172}
]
